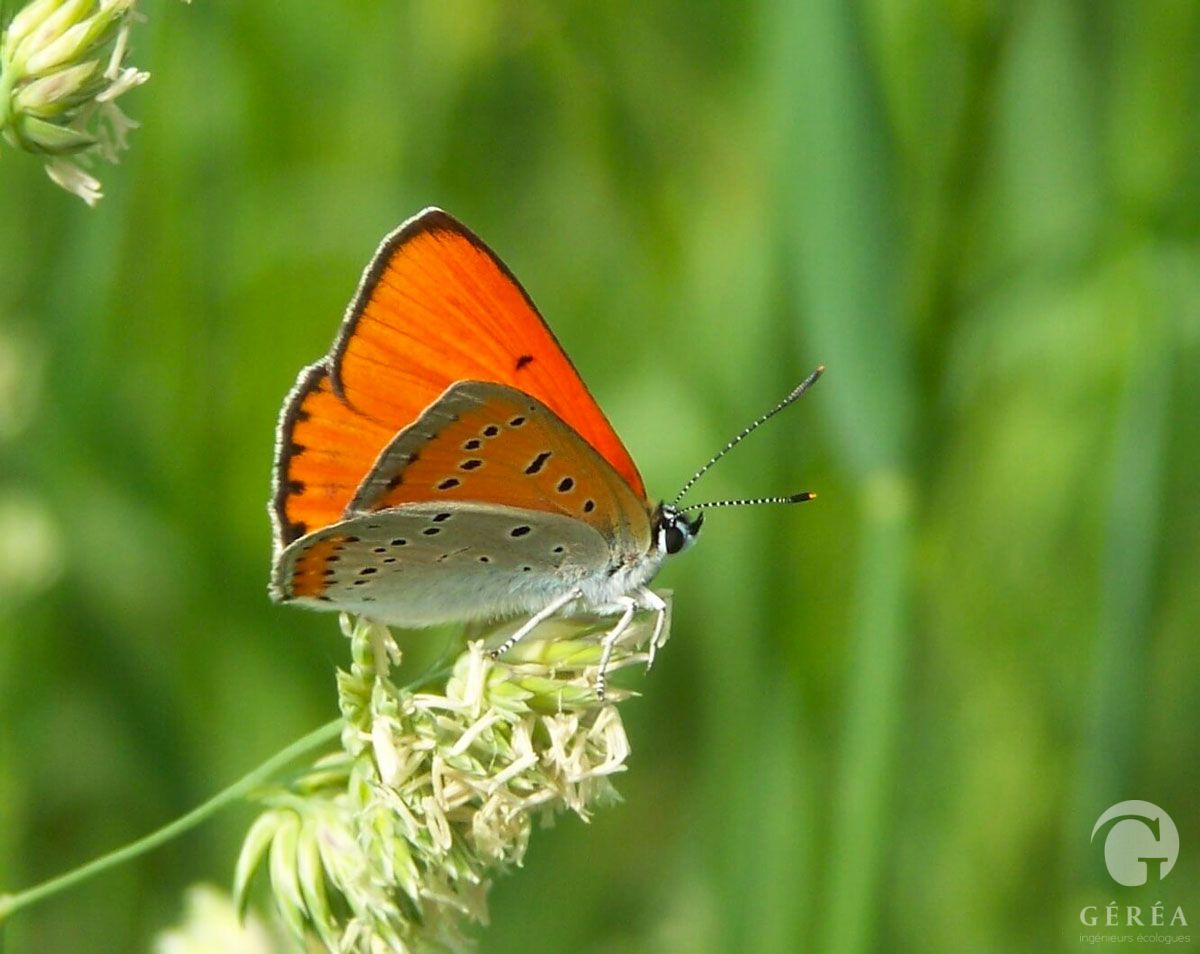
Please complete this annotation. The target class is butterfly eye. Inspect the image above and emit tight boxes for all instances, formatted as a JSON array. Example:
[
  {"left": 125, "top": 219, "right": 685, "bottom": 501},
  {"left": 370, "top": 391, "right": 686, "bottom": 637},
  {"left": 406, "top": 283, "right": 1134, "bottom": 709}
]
[
  {"left": 663, "top": 523, "right": 686, "bottom": 555},
  {"left": 658, "top": 507, "right": 701, "bottom": 556}
]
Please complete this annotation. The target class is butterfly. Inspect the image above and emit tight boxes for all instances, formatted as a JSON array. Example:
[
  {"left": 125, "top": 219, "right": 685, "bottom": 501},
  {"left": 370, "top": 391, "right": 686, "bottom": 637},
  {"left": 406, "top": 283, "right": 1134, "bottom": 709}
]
[{"left": 269, "top": 208, "right": 822, "bottom": 697}]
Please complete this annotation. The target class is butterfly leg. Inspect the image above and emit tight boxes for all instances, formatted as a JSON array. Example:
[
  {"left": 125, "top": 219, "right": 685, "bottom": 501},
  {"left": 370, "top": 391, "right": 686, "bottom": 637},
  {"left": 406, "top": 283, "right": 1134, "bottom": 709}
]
[
  {"left": 489, "top": 587, "right": 584, "bottom": 660},
  {"left": 638, "top": 587, "right": 668, "bottom": 671},
  {"left": 595, "top": 596, "right": 639, "bottom": 702}
]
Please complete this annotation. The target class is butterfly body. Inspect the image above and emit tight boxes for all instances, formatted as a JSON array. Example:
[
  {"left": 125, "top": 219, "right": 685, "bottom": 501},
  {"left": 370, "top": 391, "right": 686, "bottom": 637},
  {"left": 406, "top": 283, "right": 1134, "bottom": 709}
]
[{"left": 270, "top": 207, "right": 816, "bottom": 695}]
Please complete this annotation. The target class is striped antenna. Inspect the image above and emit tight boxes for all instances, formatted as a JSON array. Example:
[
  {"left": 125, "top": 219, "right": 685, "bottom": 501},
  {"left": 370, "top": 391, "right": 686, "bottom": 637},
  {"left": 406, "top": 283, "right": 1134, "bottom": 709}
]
[
  {"left": 671, "top": 365, "right": 824, "bottom": 506},
  {"left": 678, "top": 492, "right": 816, "bottom": 514}
]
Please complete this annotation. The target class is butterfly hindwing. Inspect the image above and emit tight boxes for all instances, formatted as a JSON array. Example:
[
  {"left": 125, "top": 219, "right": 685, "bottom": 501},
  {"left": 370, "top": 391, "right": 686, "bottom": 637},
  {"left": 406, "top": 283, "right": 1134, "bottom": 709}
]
[
  {"left": 271, "top": 502, "right": 613, "bottom": 627},
  {"left": 348, "top": 381, "right": 652, "bottom": 554}
]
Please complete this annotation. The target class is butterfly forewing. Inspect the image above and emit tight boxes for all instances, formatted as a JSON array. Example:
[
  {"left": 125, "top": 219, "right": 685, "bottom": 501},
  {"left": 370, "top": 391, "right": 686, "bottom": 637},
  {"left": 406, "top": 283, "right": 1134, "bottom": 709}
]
[
  {"left": 274, "top": 366, "right": 397, "bottom": 544},
  {"left": 272, "top": 208, "right": 646, "bottom": 553},
  {"left": 272, "top": 502, "right": 613, "bottom": 627}
]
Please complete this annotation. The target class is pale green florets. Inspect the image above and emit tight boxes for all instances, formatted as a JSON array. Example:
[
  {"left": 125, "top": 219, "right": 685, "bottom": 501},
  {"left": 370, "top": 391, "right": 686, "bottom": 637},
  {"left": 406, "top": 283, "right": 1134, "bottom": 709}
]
[
  {"left": 227, "top": 604, "right": 668, "bottom": 953},
  {"left": 0, "top": 0, "right": 150, "bottom": 204}
]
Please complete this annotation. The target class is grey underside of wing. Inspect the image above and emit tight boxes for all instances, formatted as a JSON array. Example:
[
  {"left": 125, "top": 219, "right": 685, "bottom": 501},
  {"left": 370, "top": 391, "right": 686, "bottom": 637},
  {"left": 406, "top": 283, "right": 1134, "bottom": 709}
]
[{"left": 274, "top": 501, "right": 614, "bottom": 627}]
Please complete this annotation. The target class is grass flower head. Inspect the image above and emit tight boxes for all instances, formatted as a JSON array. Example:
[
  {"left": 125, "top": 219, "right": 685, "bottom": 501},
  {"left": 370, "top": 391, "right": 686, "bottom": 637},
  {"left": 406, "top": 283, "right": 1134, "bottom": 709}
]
[
  {"left": 234, "top": 600, "right": 670, "bottom": 952},
  {"left": 0, "top": 0, "right": 150, "bottom": 204}
]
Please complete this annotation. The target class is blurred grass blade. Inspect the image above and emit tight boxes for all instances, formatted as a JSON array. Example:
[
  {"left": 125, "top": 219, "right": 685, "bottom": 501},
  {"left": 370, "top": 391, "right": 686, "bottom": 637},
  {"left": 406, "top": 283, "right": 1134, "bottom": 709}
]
[
  {"left": 763, "top": 1, "right": 914, "bottom": 952},
  {"left": 1071, "top": 271, "right": 1170, "bottom": 877}
]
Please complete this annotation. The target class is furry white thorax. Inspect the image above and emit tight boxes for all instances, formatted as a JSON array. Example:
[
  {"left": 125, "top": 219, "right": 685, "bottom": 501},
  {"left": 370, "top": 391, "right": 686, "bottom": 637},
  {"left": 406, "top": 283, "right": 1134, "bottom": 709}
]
[{"left": 570, "top": 546, "right": 668, "bottom": 616}]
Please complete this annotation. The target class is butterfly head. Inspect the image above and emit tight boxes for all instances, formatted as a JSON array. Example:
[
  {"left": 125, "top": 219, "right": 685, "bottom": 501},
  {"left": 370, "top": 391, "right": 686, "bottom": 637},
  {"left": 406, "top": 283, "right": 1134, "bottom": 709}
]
[
  {"left": 655, "top": 504, "right": 704, "bottom": 556},
  {"left": 656, "top": 366, "right": 825, "bottom": 550}
]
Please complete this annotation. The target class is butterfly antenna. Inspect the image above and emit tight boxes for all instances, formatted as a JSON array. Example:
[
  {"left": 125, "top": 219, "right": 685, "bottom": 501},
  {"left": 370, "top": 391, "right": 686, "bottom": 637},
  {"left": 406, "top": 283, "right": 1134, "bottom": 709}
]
[
  {"left": 678, "top": 492, "right": 816, "bottom": 514},
  {"left": 671, "top": 365, "right": 824, "bottom": 506}
]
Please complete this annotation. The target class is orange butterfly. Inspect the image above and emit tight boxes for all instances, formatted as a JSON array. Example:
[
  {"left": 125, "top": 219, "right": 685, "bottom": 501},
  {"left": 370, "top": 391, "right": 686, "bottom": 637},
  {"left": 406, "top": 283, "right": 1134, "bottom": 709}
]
[{"left": 270, "top": 208, "right": 821, "bottom": 695}]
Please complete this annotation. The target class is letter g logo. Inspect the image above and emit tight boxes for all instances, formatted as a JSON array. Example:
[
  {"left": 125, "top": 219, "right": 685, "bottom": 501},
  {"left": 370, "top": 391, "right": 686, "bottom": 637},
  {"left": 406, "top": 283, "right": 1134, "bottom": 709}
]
[{"left": 1091, "top": 800, "right": 1179, "bottom": 886}]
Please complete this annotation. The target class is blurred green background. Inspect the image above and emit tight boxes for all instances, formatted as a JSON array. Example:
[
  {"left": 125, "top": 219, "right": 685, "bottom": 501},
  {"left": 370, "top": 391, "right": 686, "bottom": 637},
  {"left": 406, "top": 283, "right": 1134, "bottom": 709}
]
[{"left": 2, "top": 1, "right": 1198, "bottom": 951}]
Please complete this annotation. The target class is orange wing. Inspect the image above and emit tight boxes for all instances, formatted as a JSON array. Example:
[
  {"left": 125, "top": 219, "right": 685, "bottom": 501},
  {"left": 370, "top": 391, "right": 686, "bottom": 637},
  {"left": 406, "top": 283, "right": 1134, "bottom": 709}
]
[
  {"left": 272, "top": 209, "right": 645, "bottom": 551},
  {"left": 347, "top": 381, "right": 652, "bottom": 546}
]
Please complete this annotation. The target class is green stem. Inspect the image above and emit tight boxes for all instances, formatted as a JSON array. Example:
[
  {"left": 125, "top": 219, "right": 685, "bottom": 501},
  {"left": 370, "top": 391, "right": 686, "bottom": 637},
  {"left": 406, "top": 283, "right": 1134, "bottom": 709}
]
[{"left": 0, "top": 717, "right": 344, "bottom": 925}]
